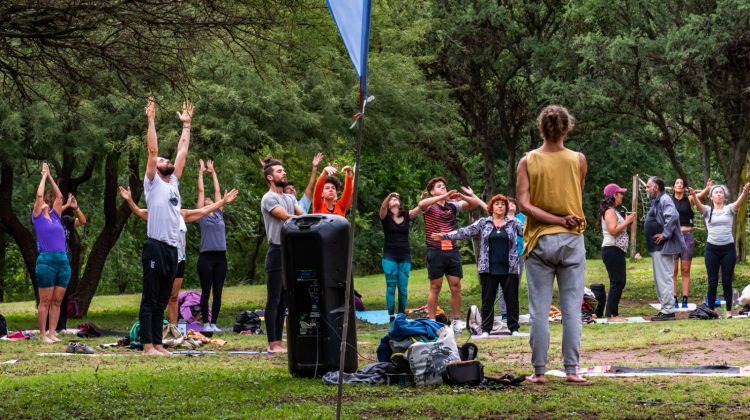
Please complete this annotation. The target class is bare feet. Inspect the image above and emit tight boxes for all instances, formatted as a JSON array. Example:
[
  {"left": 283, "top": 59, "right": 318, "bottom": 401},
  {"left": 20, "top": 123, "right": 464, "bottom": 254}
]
[
  {"left": 565, "top": 374, "right": 588, "bottom": 384},
  {"left": 155, "top": 345, "right": 172, "bottom": 355},
  {"left": 528, "top": 374, "right": 548, "bottom": 384},
  {"left": 48, "top": 334, "right": 61, "bottom": 343},
  {"left": 142, "top": 349, "right": 165, "bottom": 356},
  {"left": 41, "top": 336, "right": 55, "bottom": 344},
  {"left": 267, "top": 341, "right": 288, "bottom": 353},
  {"left": 607, "top": 316, "right": 627, "bottom": 323}
]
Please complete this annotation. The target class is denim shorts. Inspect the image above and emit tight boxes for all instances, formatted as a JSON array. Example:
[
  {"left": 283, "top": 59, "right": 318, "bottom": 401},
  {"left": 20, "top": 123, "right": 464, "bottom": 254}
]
[{"left": 36, "top": 252, "right": 71, "bottom": 289}]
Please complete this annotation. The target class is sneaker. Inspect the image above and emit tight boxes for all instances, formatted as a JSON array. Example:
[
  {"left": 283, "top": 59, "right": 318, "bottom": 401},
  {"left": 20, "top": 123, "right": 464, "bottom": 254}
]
[
  {"left": 650, "top": 312, "right": 676, "bottom": 322},
  {"left": 511, "top": 330, "right": 522, "bottom": 336},
  {"left": 66, "top": 341, "right": 95, "bottom": 354},
  {"left": 681, "top": 296, "right": 688, "bottom": 309},
  {"left": 451, "top": 319, "right": 466, "bottom": 335},
  {"left": 479, "top": 332, "right": 489, "bottom": 338},
  {"left": 673, "top": 297, "right": 679, "bottom": 309},
  {"left": 202, "top": 323, "right": 214, "bottom": 332},
  {"left": 210, "top": 323, "right": 220, "bottom": 333}
]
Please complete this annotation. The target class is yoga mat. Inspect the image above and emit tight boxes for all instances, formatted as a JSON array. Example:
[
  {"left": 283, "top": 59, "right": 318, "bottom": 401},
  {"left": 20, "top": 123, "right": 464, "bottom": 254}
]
[
  {"left": 355, "top": 310, "right": 391, "bottom": 325},
  {"left": 470, "top": 332, "right": 529, "bottom": 339},
  {"left": 649, "top": 303, "right": 698, "bottom": 312},
  {"left": 548, "top": 365, "right": 750, "bottom": 377},
  {"left": 171, "top": 350, "right": 217, "bottom": 355},
  {"left": 229, "top": 351, "right": 275, "bottom": 355},
  {"left": 594, "top": 317, "right": 649, "bottom": 324},
  {"left": 37, "top": 353, "right": 124, "bottom": 357}
]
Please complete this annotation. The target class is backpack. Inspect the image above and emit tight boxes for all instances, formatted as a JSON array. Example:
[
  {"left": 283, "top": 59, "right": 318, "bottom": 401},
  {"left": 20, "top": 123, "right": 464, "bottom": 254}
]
[{"left": 233, "top": 310, "right": 263, "bottom": 334}]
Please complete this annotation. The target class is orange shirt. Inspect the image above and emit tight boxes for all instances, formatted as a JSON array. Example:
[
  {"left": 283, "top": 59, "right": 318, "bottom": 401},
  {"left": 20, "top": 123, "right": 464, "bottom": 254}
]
[{"left": 312, "top": 174, "right": 353, "bottom": 216}]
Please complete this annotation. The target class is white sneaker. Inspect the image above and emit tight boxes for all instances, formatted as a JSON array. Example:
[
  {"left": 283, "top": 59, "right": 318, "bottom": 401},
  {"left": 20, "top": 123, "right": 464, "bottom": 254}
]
[
  {"left": 479, "top": 332, "right": 489, "bottom": 338},
  {"left": 511, "top": 331, "right": 522, "bottom": 336},
  {"left": 202, "top": 323, "right": 214, "bottom": 332},
  {"left": 451, "top": 319, "right": 466, "bottom": 335},
  {"left": 210, "top": 323, "right": 220, "bottom": 332}
]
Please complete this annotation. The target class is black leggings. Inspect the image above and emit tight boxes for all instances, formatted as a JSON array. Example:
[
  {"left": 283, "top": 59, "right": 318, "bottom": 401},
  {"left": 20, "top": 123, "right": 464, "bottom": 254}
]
[
  {"left": 705, "top": 243, "right": 735, "bottom": 310},
  {"left": 480, "top": 273, "right": 519, "bottom": 333},
  {"left": 601, "top": 246, "right": 627, "bottom": 317},
  {"left": 264, "top": 245, "right": 286, "bottom": 343},
  {"left": 198, "top": 251, "right": 227, "bottom": 324},
  {"left": 140, "top": 239, "right": 177, "bottom": 345}
]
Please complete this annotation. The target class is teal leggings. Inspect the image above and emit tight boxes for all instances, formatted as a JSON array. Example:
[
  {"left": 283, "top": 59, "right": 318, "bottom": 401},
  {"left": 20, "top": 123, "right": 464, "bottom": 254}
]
[{"left": 382, "top": 258, "right": 411, "bottom": 315}]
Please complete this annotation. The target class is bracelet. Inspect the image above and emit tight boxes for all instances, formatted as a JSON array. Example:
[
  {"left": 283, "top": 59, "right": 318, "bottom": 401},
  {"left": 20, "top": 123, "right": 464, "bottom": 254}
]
[{"left": 183, "top": 125, "right": 191, "bottom": 129}]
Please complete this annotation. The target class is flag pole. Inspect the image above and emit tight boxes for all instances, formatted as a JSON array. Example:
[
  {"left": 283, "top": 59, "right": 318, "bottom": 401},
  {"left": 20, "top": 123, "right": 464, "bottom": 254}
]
[{"left": 335, "top": 79, "right": 365, "bottom": 420}]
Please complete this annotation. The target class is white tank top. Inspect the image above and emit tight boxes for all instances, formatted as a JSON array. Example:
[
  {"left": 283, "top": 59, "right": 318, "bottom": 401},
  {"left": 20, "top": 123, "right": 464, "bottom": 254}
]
[{"left": 601, "top": 209, "right": 629, "bottom": 252}]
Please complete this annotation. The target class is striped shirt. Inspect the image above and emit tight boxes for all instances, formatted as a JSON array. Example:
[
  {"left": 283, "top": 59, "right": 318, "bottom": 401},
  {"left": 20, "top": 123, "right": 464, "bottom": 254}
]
[{"left": 424, "top": 201, "right": 463, "bottom": 250}]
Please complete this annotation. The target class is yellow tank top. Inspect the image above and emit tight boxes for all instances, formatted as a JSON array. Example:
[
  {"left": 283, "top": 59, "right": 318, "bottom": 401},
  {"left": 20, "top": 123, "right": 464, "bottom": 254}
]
[{"left": 523, "top": 148, "right": 586, "bottom": 257}]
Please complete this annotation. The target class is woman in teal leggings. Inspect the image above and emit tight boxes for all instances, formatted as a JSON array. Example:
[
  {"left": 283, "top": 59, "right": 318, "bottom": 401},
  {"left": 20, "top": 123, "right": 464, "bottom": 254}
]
[{"left": 380, "top": 193, "right": 421, "bottom": 321}]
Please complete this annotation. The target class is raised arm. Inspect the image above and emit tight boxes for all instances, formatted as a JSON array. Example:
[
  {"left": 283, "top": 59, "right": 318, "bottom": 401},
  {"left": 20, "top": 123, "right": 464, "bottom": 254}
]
[
  {"left": 418, "top": 189, "right": 456, "bottom": 211},
  {"left": 183, "top": 188, "right": 239, "bottom": 223},
  {"left": 46, "top": 169, "right": 64, "bottom": 216},
  {"left": 408, "top": 206, "right": 422, "bottom": 220},
  {"left": 516, "top": 157, "right": 580, "bottom": 228},
  {"left": 172, "top": 100, "right": 194, "bottom": 180},
  {"left": 379, "top": 193, "right": 394, "bottom": 220},
  {"left": 730, "top": 182, "right": 750, "bottom": 214},
  {"left": 457, "top": 185, "right": 486, "bottom": 212},
  {"left": 144, "top": 97, "right": 158, "bottom": 182},
  {"left": 688, "top": 187, "right": 708, "bottom": 215},
  {"left": 119, "top": 186, "right": 148, "bottom": 221},
  {"left": 437, "top": 218, "right": 483, "bottom": 242},
  {"left": 207, "top": 160, "right": 222, "bottom": 208},
  {"left": 197, "top": 159, "right": 206, "bottom": 208},
  {"left": 337, "top": 166, "right": 354, "bottom": 212},
  {"left": 67, "top": 194, "right": 87, "bottom": 227},
  {"left": 304, "top": 152, "right": 323, "bottom": 200},
  {"left": 33, "top": 163, "right": 49, "bottom": 218},
  {"left": 694, "top": 178, "right": 712, "bottom": 202}
]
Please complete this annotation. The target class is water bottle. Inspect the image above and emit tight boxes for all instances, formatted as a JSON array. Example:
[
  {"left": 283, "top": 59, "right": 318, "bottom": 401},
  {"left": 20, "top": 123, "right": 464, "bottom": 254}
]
[{"left": 177, "top": 319, "right": 187, "bottom": 335}]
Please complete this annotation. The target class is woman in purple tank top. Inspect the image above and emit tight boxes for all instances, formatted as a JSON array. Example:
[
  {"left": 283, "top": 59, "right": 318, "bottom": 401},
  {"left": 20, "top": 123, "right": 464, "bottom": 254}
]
[{"left": 31, "top": 163, "right": 70, "bottom": 344}]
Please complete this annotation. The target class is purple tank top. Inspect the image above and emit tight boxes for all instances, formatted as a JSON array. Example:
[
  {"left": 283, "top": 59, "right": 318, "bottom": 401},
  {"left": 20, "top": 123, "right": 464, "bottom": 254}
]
[{"left": 32, "top": 209, "right": 67, "bottom": 253}]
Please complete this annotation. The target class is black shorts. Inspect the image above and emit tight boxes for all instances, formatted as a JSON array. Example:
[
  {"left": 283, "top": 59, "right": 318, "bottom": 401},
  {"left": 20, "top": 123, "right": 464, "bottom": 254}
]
[
  {"left": 175, "top": 260, "right": 186, "bottom": 278},
  {"left": 426, "top": 248, "right": 463, "bottom": 280}
]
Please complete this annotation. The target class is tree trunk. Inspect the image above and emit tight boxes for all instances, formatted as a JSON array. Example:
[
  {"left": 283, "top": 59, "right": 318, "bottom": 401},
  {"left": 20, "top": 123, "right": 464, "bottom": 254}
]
[
  {"left": 0, "top": 226, "right": 5, "bottom": 302},
  {"left": 0, "top": 163, "right": 40, "bottom": 303},
  {"left": 77, "top": 152, "right": 142, "bottom": 315}
]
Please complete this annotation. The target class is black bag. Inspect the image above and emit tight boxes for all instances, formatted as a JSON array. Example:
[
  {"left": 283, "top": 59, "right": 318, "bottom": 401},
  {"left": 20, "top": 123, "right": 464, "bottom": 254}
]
[
  {"left": 0, "top": 313, "right": 7, "bottom": 337},
  {"left": 442, "top": 360, "right": 484, "bottom": 386},
  {"left": 459, "top": 342, "right": 478, "bottom": 361},
  {"left": 233, "top": 310, "right": 263, "bottom": 333},
  {"left": 590, "top": 283, "right": 607, "bottom": 318},
  {"left": 688, "top": 303, "right": 719, "bottom": 320}
]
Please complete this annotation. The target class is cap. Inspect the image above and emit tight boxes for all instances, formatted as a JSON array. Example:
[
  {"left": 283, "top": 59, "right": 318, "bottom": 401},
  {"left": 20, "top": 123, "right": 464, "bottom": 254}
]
[{"left": 603, "top": 183, "right": 627, "bottom": 197}]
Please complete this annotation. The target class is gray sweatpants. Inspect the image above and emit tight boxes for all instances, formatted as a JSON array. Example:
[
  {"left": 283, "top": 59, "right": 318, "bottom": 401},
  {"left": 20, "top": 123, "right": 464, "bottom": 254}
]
[
  {"left": 651, "top": 251, "right": 676, "bottom": 314},
  {"left": 526, "top": 233, "right": 586, "bottom": 375}
]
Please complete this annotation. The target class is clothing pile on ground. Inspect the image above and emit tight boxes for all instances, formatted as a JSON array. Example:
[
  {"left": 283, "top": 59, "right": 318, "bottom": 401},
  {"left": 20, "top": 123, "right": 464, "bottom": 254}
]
[
  {"left": 126, "top": 320, "right": 226, "bottom": 350},
  {"left": 233, "top": 310, "right": 264, "bottom": 334},
  {"left": 325, "top": 314, "right": 524, "bottom": 388}
]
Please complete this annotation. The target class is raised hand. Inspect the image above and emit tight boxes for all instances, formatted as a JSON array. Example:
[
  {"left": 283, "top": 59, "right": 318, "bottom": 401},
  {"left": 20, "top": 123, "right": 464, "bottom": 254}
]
[
  {"left": 322, "top": 165, "right": 337, "bottom": 176},
  {"left": 145, "top": 97, "right": 156, "bottom": 120},
  {"left": 222, "top": 188, "right": 239, "bottom": 204},
  {"left": 68, "top": 194, "right": 78, "bottom": 210},
  {"left": 176, "top": 100, "right": 194, "bottom": 125},
  {"left": 199, "top": 159, "right": 206, "bottom": 173},
  {"left": 342, "top": 165, "right": 352, "bottom": 176},
  {"left": 206, "top": 160, "right": 214, "bottom": 173},
  {"left": 431, "top": 232, "right": 444, "bottom": 241},
  {"left": 460, "top": 185, "right": 475, "bottom": 196},
  {"left": 41, "top": 162, "right": 49, "bottom": 178},
  {"left": 118, "top": 186, "right": 132, "bottom": 201},
  {"left": 743, "top": 182, "right": 750, "bottom": 195},
  {"left": 312, "top": 152, "right": 323, "bottom": 167}
]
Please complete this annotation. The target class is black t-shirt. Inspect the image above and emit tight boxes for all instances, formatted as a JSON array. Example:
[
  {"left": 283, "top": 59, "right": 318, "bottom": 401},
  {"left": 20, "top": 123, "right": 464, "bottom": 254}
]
[
  {"left": 61, "top": 215, "right": 76, "bottom": 257},
  {"left": 488, "top": 228, "right": 509, "bottom": 275},
  {"left": 672, "top": 195, "right": 693, "bottom": 227},
  {"left": 382, "top": 212, "right": 412, "bottom": 262},
  {"left": 644, "top": 205, "right": 664, "bottom": 253}
]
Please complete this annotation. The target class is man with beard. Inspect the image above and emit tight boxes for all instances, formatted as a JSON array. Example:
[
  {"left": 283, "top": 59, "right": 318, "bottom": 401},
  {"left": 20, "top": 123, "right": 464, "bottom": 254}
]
[
  {"left": 140, "top": 97, "right": 193, "bottom": 355},
  {"left": 644, "top": 176, "right": 685, "bottom": 321},
  {"left": 260, "top": 157, "right": 304, "bottom": 353}
]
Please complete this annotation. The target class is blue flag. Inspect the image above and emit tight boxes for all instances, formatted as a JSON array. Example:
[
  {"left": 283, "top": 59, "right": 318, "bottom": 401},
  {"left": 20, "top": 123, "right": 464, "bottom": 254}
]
[{"left": 326, "top": 0, "right": 373, "bottom": 104}]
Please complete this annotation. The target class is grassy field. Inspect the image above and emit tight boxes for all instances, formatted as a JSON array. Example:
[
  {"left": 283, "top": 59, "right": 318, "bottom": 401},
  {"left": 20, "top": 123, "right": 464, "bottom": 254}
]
[{"left": 2, "top": 258, "right": 750, "bottom": 418}]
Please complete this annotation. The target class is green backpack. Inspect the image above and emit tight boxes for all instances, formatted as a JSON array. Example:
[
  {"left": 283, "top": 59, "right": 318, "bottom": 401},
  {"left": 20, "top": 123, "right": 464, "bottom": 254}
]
[{"left": 129, "top": 319, "right": 169, "bottom": 349}]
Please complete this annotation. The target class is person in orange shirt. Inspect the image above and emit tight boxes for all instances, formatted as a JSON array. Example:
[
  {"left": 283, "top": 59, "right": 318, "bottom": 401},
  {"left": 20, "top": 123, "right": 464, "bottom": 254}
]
[{"left": 312, "top": 163, "right": 353, "bottom": 216}]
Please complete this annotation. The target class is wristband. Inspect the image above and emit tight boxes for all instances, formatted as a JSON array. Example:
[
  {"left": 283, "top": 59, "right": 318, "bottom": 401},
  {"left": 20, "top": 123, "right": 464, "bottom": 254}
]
[{"left": 183, "top": 125, "right": 191, "bottom": 129}]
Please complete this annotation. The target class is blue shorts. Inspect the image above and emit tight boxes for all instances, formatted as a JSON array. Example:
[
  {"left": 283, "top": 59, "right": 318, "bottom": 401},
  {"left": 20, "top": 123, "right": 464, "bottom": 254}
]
[{"left": 36, "top": 252, "right": 71, "bottom": 289}]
